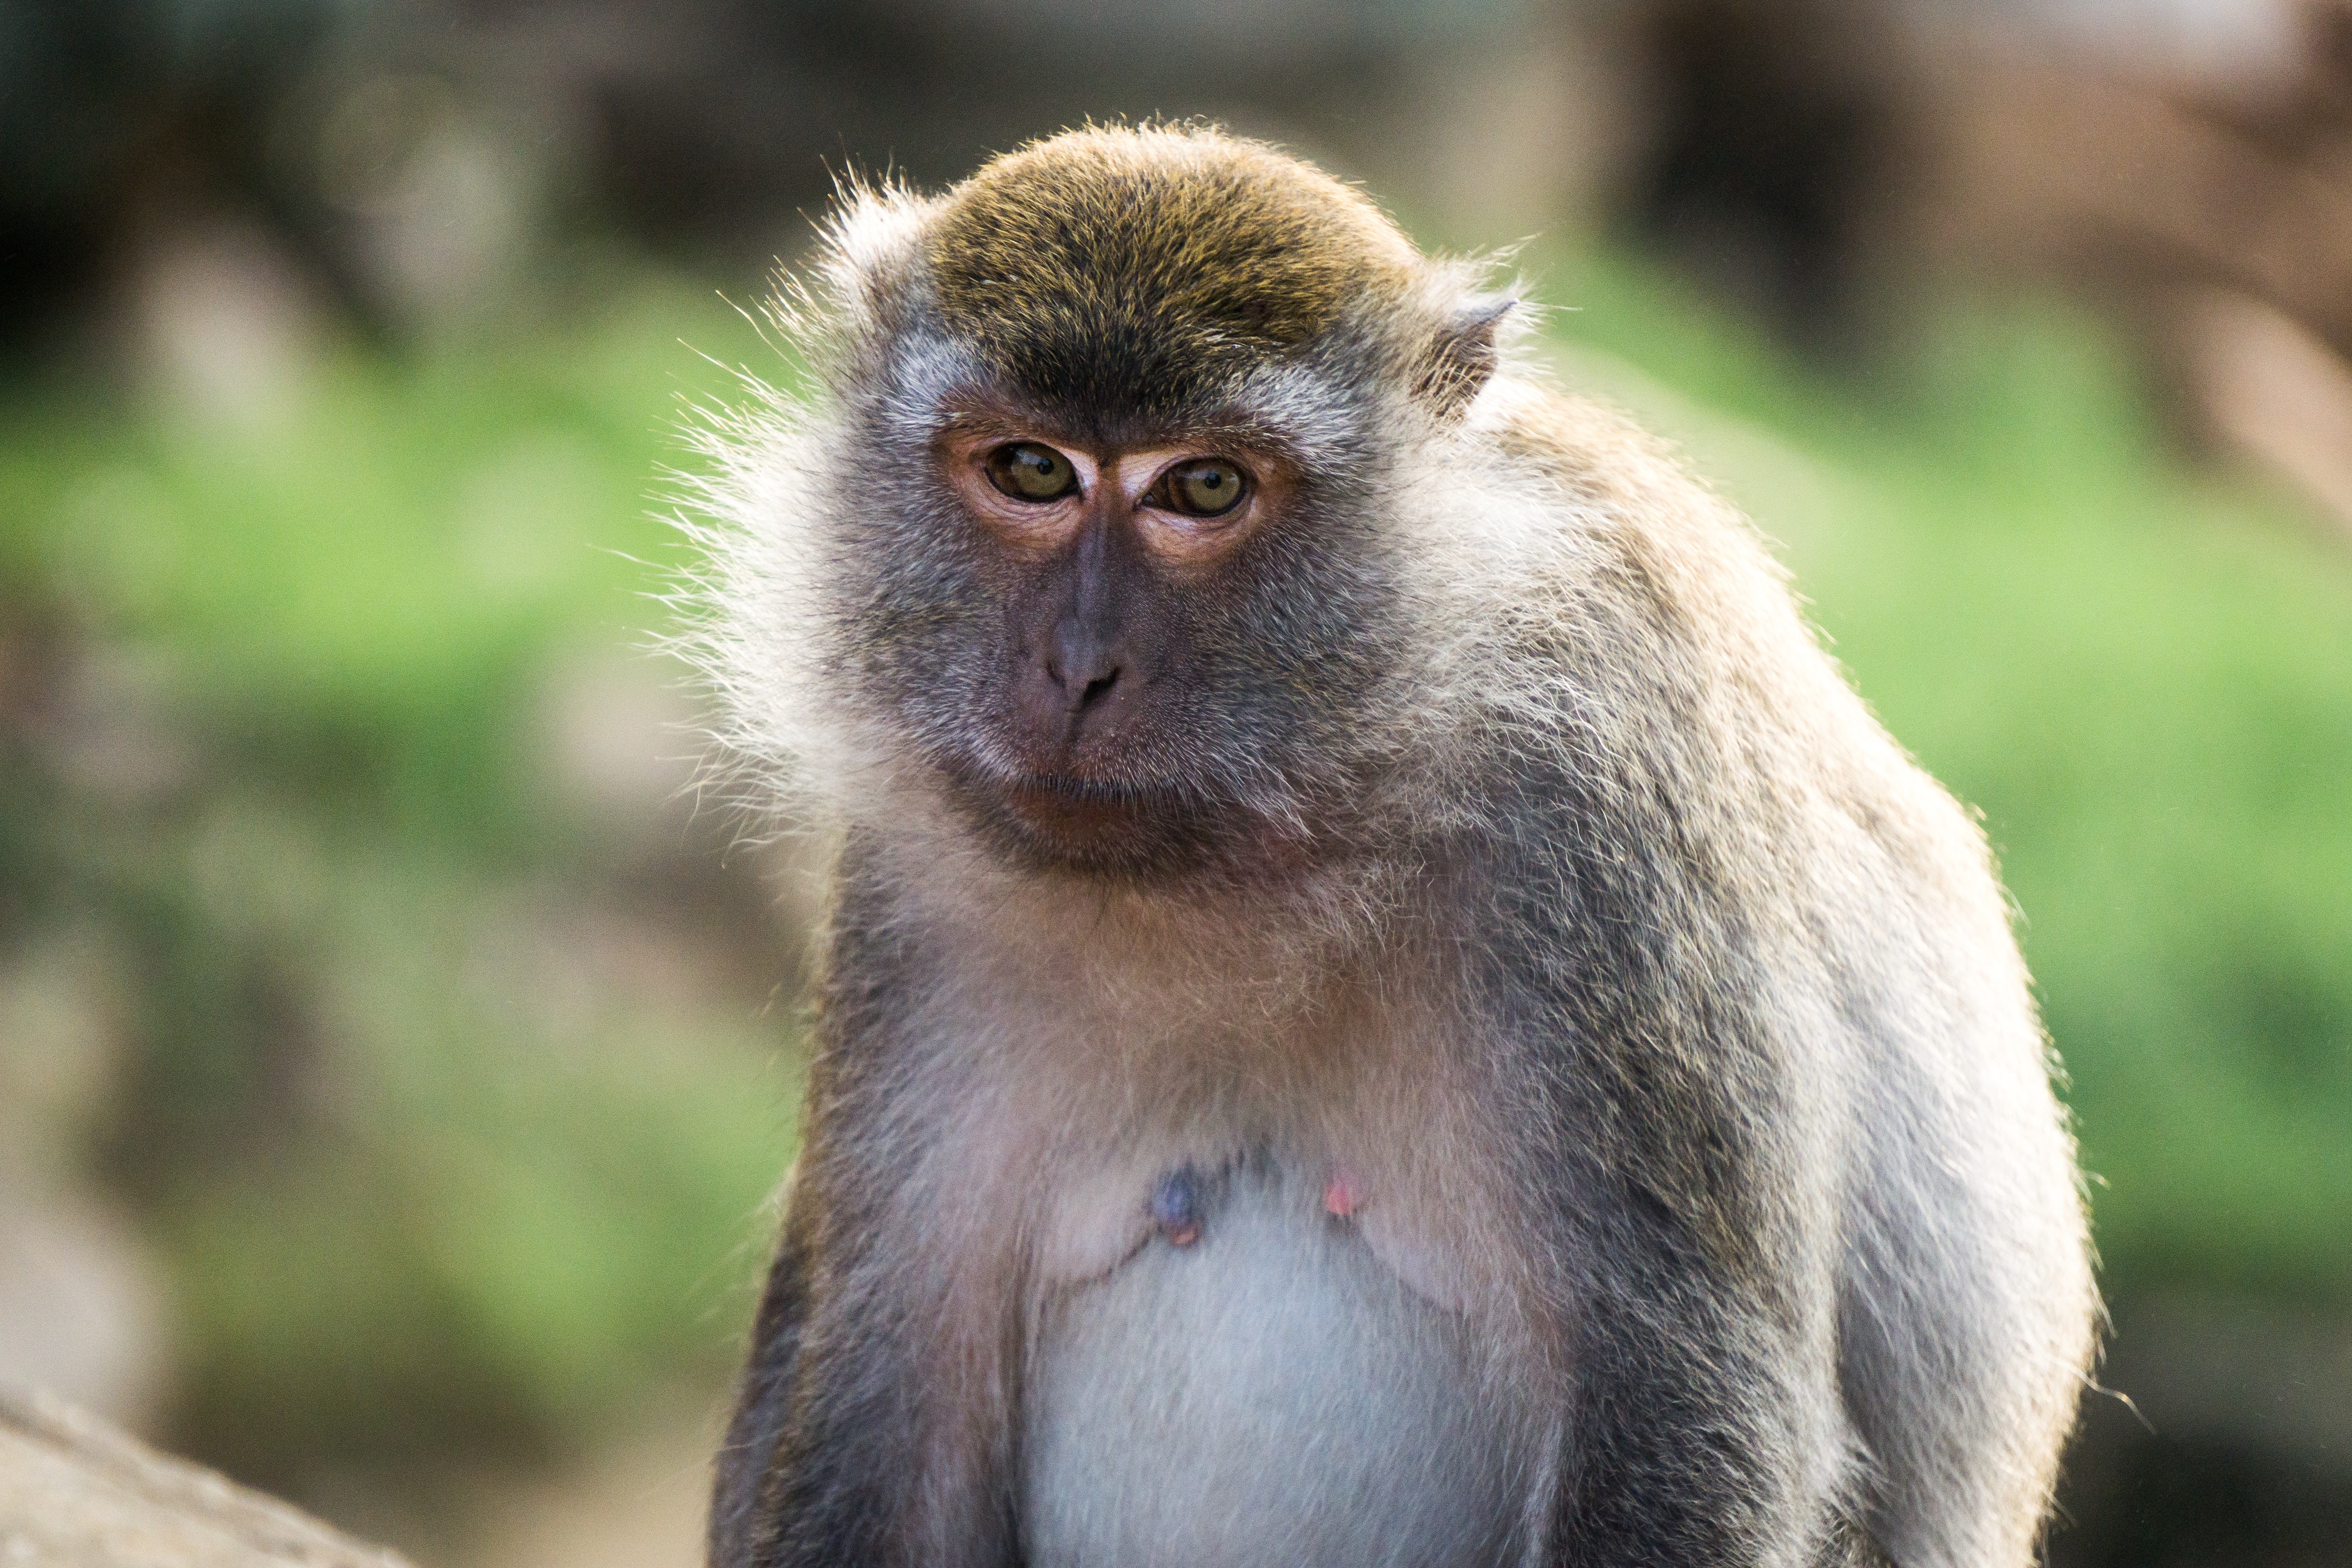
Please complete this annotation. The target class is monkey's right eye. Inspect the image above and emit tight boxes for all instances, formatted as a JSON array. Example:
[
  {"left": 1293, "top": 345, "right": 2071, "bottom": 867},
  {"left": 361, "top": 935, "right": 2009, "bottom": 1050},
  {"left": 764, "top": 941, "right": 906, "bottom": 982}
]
[{"left": 984, "top": 443, "right": 1079, "bottom": 502}]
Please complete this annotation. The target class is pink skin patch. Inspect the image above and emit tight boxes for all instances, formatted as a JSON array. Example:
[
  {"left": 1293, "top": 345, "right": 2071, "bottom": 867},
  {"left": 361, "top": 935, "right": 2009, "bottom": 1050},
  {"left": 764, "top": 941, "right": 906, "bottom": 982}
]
[{"left": 1323, "top": 1170, "right": 1360, "bottom": 1220}]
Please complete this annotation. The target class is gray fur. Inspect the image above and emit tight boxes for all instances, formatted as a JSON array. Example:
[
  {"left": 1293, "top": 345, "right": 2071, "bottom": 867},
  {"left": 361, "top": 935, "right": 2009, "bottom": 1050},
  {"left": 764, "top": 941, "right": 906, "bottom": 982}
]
[{"left": 681, "top": 124, "right": 2098, "bottom": 1568}]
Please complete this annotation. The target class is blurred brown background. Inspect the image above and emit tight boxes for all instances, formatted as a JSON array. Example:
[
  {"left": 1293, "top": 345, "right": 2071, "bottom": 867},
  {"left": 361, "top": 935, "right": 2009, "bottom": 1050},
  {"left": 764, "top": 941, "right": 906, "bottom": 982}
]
[{"left": 4, "top": 1, "right": 2351, "bottom": 1564}]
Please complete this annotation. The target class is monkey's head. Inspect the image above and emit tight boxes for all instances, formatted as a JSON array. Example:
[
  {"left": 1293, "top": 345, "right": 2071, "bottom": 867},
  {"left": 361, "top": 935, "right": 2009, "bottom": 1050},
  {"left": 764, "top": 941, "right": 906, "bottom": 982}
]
[{"left": 707, "top": 125, "right": 1515, "bottom": 887}]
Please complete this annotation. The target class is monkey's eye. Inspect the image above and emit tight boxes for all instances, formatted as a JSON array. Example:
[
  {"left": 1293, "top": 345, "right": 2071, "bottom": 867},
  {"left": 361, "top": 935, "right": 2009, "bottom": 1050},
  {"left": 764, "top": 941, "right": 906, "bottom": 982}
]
[
  {"left": 1160, "top": 458, "right": 1249, "bottom": 518},
  {"left": 984, "top": 442, "right": 1078, "bottom": 502}
]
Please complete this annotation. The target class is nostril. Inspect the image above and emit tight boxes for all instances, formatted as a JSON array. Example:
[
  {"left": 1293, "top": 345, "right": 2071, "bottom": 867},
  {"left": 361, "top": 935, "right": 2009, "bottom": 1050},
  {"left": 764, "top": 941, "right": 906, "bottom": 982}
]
[
  {"left": 1078, "top": 667, "right": 1120, "bottom": 711},
  {"left": 1042, "top": 622, "right": 1124, "bottom": 716}
]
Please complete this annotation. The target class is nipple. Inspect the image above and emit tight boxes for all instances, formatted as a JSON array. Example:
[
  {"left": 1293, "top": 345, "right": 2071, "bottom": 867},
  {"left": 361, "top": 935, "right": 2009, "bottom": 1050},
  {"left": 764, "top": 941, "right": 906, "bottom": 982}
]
[
  {"left": 1323, "top": 1168, "right": 1360, "bottom": 1220},
  {"left": 1149, "top": 1166, "right": 1204, "bottom": 1248}
]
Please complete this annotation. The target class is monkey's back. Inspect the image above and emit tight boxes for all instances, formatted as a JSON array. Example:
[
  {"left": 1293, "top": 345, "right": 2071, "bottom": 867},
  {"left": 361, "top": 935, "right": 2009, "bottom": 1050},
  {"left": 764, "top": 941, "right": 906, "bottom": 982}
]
[{"left": 1443, "top": 379, "right": 2097, "bottom": 1568}]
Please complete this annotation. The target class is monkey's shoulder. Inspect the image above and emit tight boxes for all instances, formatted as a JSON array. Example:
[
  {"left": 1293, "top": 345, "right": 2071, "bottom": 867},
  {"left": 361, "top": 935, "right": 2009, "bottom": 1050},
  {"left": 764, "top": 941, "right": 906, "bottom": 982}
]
[
  {"left": 1455, "top": 379, "right": 1994, "bottom": 898},
  {"left": 1465, "top": 378, "right": 1793, "bottom": 621},
  {"left": 1477, "top": 379, "right": 1720, "bottom": 517}
]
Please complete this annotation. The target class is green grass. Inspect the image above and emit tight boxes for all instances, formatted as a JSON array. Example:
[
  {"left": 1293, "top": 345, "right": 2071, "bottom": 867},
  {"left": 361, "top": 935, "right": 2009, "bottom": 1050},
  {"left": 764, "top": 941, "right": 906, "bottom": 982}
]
[
  {"left": 0, "top": 278, "right": 775, "bottom": 848},
  {"left": 157, "top": 852, "right": 796, "bottom": 1477},
  {"left": 1, "top": 280, "right": 796, "bottom": 1476}
]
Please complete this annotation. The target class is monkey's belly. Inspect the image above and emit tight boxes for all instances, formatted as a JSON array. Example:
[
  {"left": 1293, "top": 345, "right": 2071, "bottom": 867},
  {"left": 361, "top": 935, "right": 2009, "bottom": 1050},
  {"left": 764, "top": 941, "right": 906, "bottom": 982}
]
[{"left": 1021, "top": 1162, "right": 1526, "bottom": 1568}]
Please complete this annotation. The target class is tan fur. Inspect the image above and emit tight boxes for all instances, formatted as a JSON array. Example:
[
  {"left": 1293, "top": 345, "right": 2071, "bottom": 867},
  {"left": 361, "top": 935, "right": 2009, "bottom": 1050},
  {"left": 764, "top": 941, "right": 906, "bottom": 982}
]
[{"left": 930, "top": 123, "right": 1417, "bottom": 366}]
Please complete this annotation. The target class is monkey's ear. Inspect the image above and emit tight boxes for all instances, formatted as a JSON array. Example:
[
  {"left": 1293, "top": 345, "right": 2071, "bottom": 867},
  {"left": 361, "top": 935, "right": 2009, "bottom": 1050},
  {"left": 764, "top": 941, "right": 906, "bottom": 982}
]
[{"left": 1417, "top": 293, "right": 1516, "bottom": 415}]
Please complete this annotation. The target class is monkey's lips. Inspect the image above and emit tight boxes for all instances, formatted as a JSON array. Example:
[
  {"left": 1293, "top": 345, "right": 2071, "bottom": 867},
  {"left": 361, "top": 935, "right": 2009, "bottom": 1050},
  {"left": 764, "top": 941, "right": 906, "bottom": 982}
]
[
  {"left": 998, "top": 772, "right": 1178, "bottom": 838},
  {"left": 950, "top": 762, "right": 1231, "bottom": 872},
  {"left": 946, "top": 761, "right": 1310, "bottom": 881}
]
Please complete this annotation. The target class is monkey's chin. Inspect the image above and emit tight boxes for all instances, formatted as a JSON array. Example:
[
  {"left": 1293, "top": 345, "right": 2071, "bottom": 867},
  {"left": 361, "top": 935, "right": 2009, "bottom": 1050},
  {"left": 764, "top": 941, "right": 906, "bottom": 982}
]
[{"left": 997, "top": 775, "right": 1192, "bottom": 862}]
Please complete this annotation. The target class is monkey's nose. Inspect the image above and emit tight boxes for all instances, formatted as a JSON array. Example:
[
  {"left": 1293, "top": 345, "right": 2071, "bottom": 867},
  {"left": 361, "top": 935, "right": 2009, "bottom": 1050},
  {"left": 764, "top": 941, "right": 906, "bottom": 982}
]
[{"left": 1045, "top": 630, "right": 1127, "bottom": 717}]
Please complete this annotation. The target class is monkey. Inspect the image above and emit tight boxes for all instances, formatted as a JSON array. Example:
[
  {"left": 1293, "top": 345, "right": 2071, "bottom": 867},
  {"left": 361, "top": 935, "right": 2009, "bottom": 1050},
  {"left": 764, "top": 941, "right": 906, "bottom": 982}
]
[{"left": 682, "top": 122, "right": 2098, "bottom": 1568}]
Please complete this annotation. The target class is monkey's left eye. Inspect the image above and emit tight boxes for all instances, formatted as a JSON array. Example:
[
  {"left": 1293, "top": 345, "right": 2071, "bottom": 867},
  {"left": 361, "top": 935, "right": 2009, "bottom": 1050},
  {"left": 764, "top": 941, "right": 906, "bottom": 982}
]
[
  {"left": 1158, "top": 458, "right": 1250, "bottom": 518},
  {"left": 985, "top": 442, "right": 1079, "bottom": 502}
]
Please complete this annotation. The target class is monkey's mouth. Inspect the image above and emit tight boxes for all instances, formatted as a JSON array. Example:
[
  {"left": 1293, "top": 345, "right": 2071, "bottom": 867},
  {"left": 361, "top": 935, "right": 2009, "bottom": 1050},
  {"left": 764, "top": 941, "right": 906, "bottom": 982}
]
[
  {"left": 942, "top": 758, "right": 1315, "bottom": 884},
  {"left": 941, "top": 759, "right": 1216, "bottom": 869},
  {"left": 1000, "top": 772, "right": 1181, "bottom": 833}
]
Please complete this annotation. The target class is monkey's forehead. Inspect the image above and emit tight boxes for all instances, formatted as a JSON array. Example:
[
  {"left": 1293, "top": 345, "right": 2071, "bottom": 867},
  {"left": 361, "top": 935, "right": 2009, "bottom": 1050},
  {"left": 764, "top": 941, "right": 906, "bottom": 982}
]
[{"left": 921, "top": 125, "right": 1419, "bottom": 413}]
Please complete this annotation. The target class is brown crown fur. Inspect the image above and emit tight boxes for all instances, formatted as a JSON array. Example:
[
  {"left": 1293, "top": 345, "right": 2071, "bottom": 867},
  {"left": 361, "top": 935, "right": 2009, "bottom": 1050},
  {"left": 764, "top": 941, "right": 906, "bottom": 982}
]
[{"left": 924, "top": 125, "right": 1421, "bottom": 413}]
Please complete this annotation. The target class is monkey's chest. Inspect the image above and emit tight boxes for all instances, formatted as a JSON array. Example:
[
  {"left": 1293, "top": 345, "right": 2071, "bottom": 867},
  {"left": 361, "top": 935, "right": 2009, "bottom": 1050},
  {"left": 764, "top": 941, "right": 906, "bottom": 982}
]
[{"left": 1019, "top": 1159, "right": 1527, "bottom": 1568}]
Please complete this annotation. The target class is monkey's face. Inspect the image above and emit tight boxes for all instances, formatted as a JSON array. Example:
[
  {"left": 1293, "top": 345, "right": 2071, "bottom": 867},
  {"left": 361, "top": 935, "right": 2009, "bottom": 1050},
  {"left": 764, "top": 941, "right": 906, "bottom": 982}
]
[
  {"left": 822, "top": 373, "right": 1403, "bottom": 887},
  {"left": 939, "top": 420, "right": 1286, "bottom": 863},
  {"left": 856, "top": 385, "right": 1392, "bottom": 884},
  {"left": 762, "top": 127, "right": 1508, "bottom": 884}
]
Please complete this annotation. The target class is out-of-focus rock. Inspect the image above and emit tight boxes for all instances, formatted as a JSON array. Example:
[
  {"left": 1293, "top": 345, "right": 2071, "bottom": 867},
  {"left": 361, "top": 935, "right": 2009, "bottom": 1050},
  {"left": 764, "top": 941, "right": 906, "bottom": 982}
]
[
  {"left": 1611, "top": 0, "right": 2352, "bottom": 532},
  {"left": 0, "top": 1189, "right": 168, "bottom": 1439},
  {"left": 0, "top": 933, "right": 170, "bottom": 1433},
  {"left": 537, "top": 648, "right": 827, "bottom": 980},
  {"left": 542, "top": 651, "right": 704, "bottom": 829},
  {"left": 314, "top": 73, "right": 540, "bottom": 333},
  {"left": 0, "top": 1389, "right": 410, "bottom": 1568},
  {"left": 2184, "top": 289, "right": 2352, "bottom": 533},
  {"left": 29, "top": 645, "right": 201, "bottom": 811},
  {"left": 1955, "top": 0, "right": 2308, "bottom": 83},
  {"left": 452, "top": 1414, "right": 715, "bottom": 1568},
  {"left": 125, "top": 224, "right": 327, "bottom": 437},
  {"left": 1902, "top": 6, "right": 2352, "bottom": 530},
  {"left": 0, "top": 929, "right": 129, "bottom": 1174},
  {"left": 1915, "top": 18, "right": 2352, "bottom": 361}
]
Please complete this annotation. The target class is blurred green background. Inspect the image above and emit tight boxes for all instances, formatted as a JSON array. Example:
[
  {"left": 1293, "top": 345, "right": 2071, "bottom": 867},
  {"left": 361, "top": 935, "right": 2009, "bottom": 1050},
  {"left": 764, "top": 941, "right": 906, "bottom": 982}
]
[{"left": 3, "top": 2, "right": 2350, "bottom": 1564}]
